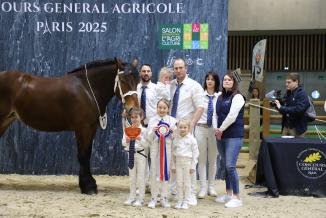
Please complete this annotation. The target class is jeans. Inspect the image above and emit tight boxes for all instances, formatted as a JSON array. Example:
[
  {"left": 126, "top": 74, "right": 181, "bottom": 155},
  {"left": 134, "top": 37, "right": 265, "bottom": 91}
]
[{"left": 218, "top": 138, "right": 242, "bottom": 195}]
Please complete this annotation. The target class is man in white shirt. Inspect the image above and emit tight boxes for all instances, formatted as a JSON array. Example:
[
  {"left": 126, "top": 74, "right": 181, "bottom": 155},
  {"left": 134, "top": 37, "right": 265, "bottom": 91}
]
[
  {"left": 137, "top": 64, "right": 158, "bottom": 126},
  {"left": 170, "top": 58, "right": 205, "bottom": 205},
  {"left": 136, "top": 64, "right": 159, "bottom": 195},
  {"left": 171, "top": 59, "right": 204, "bottom": 128}
]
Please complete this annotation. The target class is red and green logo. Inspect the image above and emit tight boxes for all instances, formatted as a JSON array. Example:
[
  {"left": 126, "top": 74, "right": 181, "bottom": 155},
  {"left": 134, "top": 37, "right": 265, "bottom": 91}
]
[{"left": 160, "top": 23, "right": 208, "bottom": 50}]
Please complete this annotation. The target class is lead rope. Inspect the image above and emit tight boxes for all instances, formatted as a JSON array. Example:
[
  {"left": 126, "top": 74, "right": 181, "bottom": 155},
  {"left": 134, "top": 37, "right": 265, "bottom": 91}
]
[
  {"left": 248, "top": 102, "right": 326, "bottom": 123},
  {"left": 114, "top": 69, "right": 125, "bottom": 103},
  {"left": 85, "top": 64, "right": 107, "bottom": 129},
  {"left": 114, "top": 69, "right": 129, "bottom": 129}
]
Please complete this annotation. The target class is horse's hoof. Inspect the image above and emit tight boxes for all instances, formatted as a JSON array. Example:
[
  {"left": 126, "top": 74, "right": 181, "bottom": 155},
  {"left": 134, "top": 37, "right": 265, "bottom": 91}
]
[{"left": 81, "top": 189, "right": 98, "bottom": 195}]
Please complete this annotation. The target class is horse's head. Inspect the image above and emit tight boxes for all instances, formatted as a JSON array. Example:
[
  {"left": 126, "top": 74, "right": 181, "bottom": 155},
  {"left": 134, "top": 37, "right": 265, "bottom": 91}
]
[{"left": 114, "top": 59, "right": 139, "bottom": 112}]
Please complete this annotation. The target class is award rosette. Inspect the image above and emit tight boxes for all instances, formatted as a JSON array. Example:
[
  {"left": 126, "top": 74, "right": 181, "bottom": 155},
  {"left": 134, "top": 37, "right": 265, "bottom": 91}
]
[
  {"left": 155, "top": 120, "right": 171, "bottom": 182},
  {"left": 125, "top": 127, "right": 141, "bottom": 169}
]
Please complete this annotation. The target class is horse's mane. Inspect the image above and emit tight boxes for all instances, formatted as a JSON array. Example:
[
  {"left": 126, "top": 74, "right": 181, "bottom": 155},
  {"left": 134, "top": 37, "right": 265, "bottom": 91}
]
[{"left": 67, "top": 58, "right": 118, "bottom": 75}]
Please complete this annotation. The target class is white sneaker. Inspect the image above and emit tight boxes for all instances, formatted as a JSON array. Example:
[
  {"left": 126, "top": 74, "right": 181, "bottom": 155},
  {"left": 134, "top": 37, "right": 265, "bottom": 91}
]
[
  {"left": 124, "top": 198, "right": 135, "bottom": 205},
  {"left": 225, "top": 198, "right": 243, "bottom": 208},
  {"left": 181, "top": 201, "right": 189, "bottom": 209},
  {"left": 197, "top": 186, "right": 207, "bottom": 199},
  {"left": 208, "top": 185, "right": 217, "bottom": 197},
  {"left": 188, "top": 195, "right": 197, "bottom": 206},
  {"left": 147, "top": 199, "right": 157, "bottom": 209},
  {"left": 215, "top": 195, "right": 232, "bottom": 203},
  {"left": 161, "top": 197, "right": 171, "bottom": 208},
  {"left": 133, "top": 199, "right": 143, "bottom": 207},
  {"left": 174, "top": 201, "right": 183, "bottom": 209}
]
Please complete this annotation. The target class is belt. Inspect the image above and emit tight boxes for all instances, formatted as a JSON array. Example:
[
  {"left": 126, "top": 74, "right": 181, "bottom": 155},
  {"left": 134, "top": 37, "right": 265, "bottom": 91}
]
[
  {"left": 196, "top": 123, "right": 210, "bottom": 128},
  {"left": 136, "top": 149, "right": 147, "bottom": 158},
  {"left": 123, "top": 149, "right": 147, "bottom": 158}
]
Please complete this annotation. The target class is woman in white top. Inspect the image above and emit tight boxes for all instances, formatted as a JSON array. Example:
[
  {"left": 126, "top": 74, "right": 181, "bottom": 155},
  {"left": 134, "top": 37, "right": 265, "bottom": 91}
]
[
  {"left": 194, "top": 71, "right": 221, "bottom": 199},
  {"left": 215, "top": 72, "right": 245, "bottom": 208},
  {"left": 147, "top": 99, "right": 177, "bottom": 209}
]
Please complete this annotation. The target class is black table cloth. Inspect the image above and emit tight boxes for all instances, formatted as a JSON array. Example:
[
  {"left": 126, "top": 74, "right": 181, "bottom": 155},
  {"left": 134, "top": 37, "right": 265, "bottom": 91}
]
[{"left": 256, "top": 137, "right": 326, "bottom": 197}]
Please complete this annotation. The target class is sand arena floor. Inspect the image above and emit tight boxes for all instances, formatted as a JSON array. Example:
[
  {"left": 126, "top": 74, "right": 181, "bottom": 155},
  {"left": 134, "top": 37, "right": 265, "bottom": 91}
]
[{"left": 0, "top": 154, "right": 325, "bottom": 218}]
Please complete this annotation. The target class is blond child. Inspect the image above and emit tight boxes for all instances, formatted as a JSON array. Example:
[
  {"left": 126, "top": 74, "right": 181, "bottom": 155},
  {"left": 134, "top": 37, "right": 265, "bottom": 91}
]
[
  {"left": 172, "top": 120, "right": 199, "bottom": 209},
  {"left": 147, "top": 99, "right": 177, "bottom": 208},
  {"left": 156, "top": 67, "right": 172, "bottom": 101},
  {"left": 122, "top": 108, "right": 148, "bottom": 207}
]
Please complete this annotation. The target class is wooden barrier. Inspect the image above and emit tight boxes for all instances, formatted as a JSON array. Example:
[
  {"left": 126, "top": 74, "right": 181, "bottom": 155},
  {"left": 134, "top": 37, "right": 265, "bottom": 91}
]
[{"left": 248, "top": 99, "right": 261, "bottom": 159}]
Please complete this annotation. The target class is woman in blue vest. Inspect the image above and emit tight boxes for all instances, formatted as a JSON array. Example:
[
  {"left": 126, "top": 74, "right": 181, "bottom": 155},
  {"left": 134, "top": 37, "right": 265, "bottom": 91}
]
[{"left": 214, "top": 71, "right": 245, "bottom": 208}]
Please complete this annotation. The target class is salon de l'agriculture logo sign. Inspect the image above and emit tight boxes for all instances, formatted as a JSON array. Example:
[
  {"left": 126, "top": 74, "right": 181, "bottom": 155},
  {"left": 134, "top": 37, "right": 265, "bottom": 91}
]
[{"left": 159, "top": 23, "right": 208, "bottom": 50}]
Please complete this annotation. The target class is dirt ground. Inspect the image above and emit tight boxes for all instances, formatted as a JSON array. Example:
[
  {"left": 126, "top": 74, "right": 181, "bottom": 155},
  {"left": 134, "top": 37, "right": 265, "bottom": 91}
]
[{"left": 0, "top": 154, "right": 325, "bottom": 218}]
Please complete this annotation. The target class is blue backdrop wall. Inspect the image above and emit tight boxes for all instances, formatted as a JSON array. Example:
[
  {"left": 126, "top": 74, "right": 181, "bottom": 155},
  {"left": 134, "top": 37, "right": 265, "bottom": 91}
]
[{"left": 0, "top": 0, "right": 228, "bottom": 175}]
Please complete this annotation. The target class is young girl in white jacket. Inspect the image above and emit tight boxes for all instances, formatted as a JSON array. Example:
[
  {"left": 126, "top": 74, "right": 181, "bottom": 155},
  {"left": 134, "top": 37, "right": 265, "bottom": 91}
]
[
  {"left": 122, "top": 108, "right": 148, "bottom": 207},
  {"left": 172, "top": 119, "right": 199, "bottom": 209},
  {"left": 147, "top": 98, "right": 177, "bottom": 208}
]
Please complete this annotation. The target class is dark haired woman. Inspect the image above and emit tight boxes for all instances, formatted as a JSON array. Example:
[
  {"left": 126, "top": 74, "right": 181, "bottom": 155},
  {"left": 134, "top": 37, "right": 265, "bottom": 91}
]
[
  {"left": 251, "top": 87, "right": 260, "bottom": 100},
  {"left": 215, "top": 72, "right": 245, "bottom": 208},
  {"left": 194, "top": 71, "right": 221, "bottom": 199}
]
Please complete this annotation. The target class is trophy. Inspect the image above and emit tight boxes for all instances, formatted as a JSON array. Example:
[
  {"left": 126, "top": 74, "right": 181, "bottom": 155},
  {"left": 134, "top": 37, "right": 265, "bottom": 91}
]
[
  {"left": 155, "top": 120, "right": 172, "bottom": 182},
  {"left": 125, "top": 127, "right": 141, "bottom": 169}
]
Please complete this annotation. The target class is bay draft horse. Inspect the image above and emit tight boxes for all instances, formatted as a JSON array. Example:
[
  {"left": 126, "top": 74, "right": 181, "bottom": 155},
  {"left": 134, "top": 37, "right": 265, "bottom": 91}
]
[{"left": 0, "top": 58, "right": 139, "bottom": 194}]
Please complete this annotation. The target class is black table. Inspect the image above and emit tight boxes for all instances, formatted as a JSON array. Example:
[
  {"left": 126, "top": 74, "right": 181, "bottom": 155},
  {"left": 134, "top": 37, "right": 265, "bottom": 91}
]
[{"left": 256, "top": 137, "right": 326, "bottom": 197}]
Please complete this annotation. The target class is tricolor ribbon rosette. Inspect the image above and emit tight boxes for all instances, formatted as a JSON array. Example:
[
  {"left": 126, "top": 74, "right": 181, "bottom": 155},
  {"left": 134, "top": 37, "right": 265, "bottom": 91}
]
[{"left": 155, "top": 120, "right": 171, "bottom": 182}]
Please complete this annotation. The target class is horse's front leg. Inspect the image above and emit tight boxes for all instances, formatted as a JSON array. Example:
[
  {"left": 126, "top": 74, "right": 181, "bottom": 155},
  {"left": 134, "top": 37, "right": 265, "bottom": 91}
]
[{"left": 75, "top": 126, "right": 97, "bottom": 195}]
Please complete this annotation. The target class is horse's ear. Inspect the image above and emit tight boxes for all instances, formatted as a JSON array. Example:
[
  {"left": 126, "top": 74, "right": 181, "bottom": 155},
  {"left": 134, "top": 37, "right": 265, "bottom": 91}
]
[{"left": 115, "top": 57, "right": 124, "bottom": 70}]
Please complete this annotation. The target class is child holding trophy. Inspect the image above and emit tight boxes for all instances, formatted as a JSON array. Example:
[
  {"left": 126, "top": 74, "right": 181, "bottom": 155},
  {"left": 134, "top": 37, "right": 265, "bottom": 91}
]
[
  {"left": 147, "top": 98, "right": 177, "bottom": 208},
  {"left": 172, "top": 120, "right": 199, "bottom": 209},
  {"left": 122, "top": 108, "right": 148, "bottom": 207}
]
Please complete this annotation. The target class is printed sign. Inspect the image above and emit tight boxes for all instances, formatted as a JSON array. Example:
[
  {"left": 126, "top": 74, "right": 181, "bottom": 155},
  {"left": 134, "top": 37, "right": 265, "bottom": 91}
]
[
  {"left": 160, "top": 24, "right": 183, "bottom": 49},
  {"left": 296, "top": 148, "right": 326, "bottom": 179},
  {"left": 160, "top": 23, "right": 208, "bottom": 50},
  {"left": 252, "top": 39, "right": 266, "bottom": 82}
]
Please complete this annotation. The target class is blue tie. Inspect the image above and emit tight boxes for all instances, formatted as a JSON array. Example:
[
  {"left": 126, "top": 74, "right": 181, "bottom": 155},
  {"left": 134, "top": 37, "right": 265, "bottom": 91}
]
[
  {"left": 128, "top": 140, "right": 135, "bottom": 169},
  {"left": 207, "top": 95, "right": 214, "bottom": 127},
  {"left": 140, "top": 86, "right": 147, "bottom": 118},
  {"left": 171, "top": 83, "right": 182, "bottom": 118}
]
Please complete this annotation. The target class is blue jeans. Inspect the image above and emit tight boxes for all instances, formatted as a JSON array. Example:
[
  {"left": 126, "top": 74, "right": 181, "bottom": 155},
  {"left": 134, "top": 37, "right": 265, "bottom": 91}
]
[{"left": 218, "top": 138, "right": 242, "bottom": 194}]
